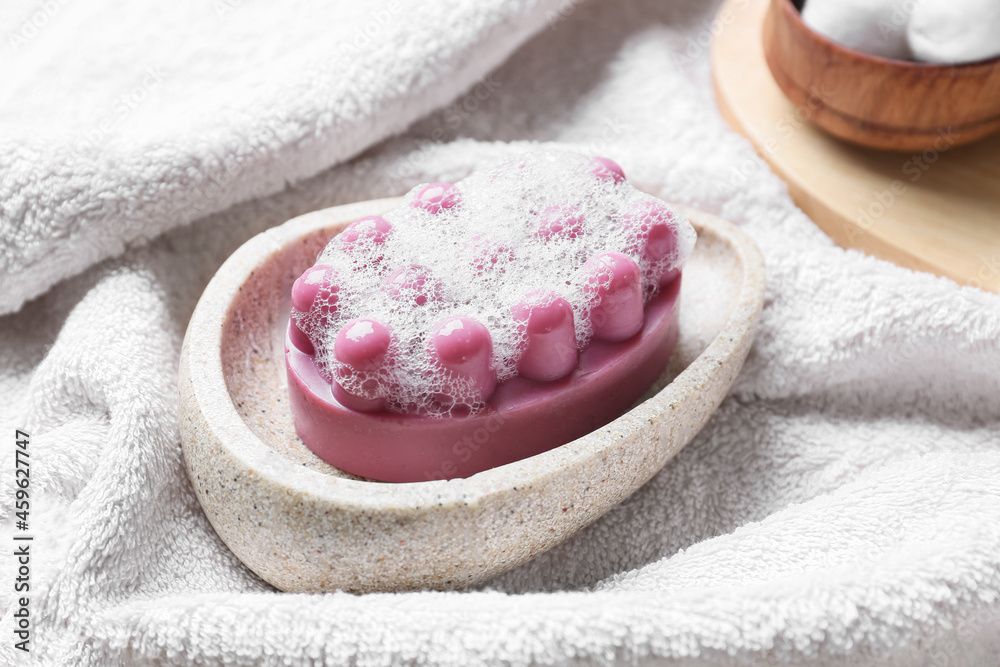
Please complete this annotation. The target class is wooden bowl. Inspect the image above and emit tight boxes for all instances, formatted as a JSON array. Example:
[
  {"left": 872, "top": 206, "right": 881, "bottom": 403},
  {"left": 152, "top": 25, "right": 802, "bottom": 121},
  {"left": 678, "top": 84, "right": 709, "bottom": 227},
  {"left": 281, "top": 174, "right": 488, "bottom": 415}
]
[
  {"left": 762, "top": 0, "right": 1000, "bottom": 151},
  {"left": 178, "top": 198, "right": 765, "bottom": 593}
]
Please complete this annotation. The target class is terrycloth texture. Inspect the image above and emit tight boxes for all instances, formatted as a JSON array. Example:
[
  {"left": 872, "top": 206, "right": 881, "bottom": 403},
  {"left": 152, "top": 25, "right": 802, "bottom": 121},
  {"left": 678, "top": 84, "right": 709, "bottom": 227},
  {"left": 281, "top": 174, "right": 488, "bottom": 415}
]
[
  {"left": 0, "top": 0, "right": 558, "bottom": 315},
  {"left": 2, "top": 0, "right": 1000, "bottom": 665}
]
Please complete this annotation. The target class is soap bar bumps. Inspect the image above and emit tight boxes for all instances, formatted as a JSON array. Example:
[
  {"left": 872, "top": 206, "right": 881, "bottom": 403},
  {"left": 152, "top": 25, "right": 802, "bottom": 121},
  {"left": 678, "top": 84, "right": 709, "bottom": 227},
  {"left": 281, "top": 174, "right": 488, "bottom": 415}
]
[{"left": 289, "top": 150, "right": 696, "bottom": 419}]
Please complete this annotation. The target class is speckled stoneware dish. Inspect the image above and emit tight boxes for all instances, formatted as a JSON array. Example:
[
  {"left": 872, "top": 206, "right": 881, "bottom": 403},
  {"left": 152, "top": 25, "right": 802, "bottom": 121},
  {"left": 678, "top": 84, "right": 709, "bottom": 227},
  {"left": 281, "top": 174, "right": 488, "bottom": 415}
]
[{"left": 179, "top": 196, "right": 765, "bottom": 593}]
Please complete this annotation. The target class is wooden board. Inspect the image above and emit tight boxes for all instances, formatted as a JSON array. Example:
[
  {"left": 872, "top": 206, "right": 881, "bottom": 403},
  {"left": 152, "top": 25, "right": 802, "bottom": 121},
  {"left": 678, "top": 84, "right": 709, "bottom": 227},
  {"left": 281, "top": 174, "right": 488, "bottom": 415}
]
[{"left": 712, "top": 0, "right": 1000, "bottom": 293}]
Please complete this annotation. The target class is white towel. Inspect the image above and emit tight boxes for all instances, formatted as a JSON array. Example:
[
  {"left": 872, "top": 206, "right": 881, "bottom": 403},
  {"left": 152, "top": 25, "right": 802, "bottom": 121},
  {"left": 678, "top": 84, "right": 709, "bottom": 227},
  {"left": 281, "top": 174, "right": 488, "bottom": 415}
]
[{"left": 2, "top": 0, "right": 1000, "bottom": 664}]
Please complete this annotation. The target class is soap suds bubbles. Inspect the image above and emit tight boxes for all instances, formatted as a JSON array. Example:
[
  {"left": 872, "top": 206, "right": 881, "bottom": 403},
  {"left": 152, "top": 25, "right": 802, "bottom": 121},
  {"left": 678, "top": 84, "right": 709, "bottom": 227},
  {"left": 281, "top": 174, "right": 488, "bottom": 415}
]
[{"left": 291, "top": 149, "right": 696, "bottom": 417}]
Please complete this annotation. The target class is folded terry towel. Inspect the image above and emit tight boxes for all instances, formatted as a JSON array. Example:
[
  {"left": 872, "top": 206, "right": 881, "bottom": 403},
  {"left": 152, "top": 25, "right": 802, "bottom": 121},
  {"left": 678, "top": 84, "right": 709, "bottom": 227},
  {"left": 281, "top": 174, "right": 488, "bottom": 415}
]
[
  {"left": 0, "top": 0, "right": 561, "bottom": 315},
  {"left": 2, "top": 0, "right": 999, "bottom": 665}
]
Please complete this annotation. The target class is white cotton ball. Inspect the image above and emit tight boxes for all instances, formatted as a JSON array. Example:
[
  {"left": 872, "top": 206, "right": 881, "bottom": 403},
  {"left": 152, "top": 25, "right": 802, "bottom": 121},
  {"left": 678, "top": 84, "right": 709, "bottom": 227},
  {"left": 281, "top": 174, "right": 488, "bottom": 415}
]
[
  {"left": 908, "top": 0, "right": 1000, "bottom": 64},
  {"left": 801, "top": 0, "right": 915, "bottom": 60}
]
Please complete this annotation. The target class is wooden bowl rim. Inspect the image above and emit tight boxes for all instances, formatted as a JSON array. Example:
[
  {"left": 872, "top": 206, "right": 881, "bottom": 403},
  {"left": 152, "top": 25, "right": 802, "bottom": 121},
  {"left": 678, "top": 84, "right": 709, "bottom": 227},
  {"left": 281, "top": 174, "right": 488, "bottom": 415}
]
[{"left": 777, "top": 0, "right": 1000, "bottom": 71}]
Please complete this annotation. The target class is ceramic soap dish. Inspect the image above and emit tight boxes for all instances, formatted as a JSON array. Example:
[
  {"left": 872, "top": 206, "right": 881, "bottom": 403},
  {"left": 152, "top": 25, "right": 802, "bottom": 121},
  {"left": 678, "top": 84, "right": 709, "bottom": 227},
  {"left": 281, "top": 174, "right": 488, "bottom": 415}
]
[{"left": 178, "top": 196, "right": 765, "bottom": 593}]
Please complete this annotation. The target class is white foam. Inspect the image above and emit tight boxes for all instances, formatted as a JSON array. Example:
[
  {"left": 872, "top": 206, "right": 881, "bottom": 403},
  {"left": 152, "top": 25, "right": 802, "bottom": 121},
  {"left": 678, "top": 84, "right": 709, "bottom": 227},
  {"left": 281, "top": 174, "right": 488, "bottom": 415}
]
[{"left": 294, "top": 149, "right": 696, "bottom": 416}]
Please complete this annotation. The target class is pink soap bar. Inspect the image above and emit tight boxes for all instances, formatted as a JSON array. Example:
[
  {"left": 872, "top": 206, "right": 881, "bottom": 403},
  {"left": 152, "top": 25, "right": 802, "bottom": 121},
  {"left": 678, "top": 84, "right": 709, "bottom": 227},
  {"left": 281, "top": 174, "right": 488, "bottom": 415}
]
[
  {"left": 511, "top": 291, "right": 578, "bottom": 382},
  {"left": 286, "top": 278, "right": 679, "bottom": 482},
  {"left": 284, "top": 151, "right": 695, "bottom": 482}
]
